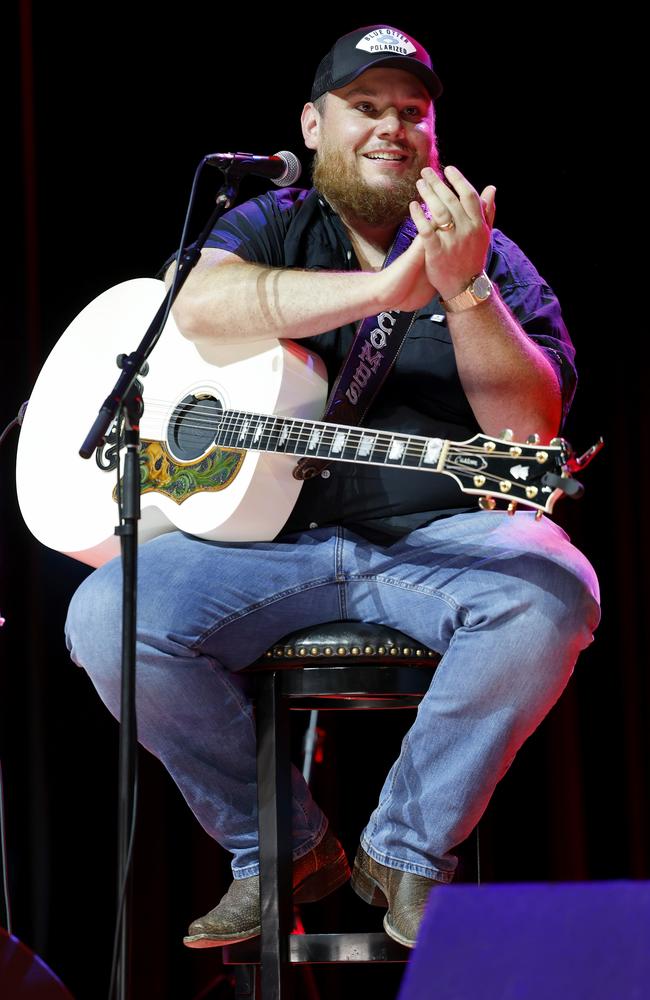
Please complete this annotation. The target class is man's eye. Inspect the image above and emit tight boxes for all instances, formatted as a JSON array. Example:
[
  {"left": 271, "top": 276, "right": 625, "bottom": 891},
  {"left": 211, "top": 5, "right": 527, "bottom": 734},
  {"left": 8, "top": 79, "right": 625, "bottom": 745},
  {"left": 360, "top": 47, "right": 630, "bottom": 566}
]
[
  {"left": 404, "top": 107, "right": 423, "bottom": 118},
  {"left": 356, "top": 102, "right": 374, "bottom": 113}
]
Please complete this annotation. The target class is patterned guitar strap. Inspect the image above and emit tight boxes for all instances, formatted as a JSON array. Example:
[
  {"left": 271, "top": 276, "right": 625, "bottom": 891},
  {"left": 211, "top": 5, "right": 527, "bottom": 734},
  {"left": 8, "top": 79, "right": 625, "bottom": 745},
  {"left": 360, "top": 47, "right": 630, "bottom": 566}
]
[{"left": 294, "top": 216, "right": 420, "bottom": 481}]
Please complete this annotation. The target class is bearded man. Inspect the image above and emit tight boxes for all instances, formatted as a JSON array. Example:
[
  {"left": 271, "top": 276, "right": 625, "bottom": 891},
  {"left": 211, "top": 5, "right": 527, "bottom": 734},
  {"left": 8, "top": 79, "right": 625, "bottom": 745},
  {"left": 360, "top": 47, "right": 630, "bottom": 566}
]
[{"left": 65, "top": 25, "right": 600, "bottom": 949}]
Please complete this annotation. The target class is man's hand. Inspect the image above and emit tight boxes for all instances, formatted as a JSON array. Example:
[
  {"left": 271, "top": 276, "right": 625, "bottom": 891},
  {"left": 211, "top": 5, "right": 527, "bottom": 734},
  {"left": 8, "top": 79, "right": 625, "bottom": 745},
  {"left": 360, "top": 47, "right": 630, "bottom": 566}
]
[
  {"left": 409, "top": 165, "right": 496, "bottom": 301},
  {"left": 373, "top": 234, "right": 438, "bottom": 312}
]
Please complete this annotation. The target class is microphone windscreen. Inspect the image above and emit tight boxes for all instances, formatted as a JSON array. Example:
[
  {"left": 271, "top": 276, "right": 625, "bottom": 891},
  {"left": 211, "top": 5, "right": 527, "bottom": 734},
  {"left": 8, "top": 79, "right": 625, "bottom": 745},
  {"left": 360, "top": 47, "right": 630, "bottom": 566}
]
[{"left": 273, "top": 150, "right": 302, "bottom": 187}]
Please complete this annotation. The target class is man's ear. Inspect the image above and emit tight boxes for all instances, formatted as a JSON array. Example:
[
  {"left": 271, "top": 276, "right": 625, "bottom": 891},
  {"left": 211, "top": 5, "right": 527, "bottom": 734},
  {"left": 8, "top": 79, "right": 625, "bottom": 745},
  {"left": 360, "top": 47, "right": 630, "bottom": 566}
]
[{"left": 301, "top": 101, "right": 321, "bottom": 151}]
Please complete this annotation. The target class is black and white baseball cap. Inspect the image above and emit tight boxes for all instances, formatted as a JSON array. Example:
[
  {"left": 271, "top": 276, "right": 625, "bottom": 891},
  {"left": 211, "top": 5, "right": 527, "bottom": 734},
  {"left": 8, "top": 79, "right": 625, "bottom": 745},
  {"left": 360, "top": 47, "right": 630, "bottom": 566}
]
[{"left": 311, "top": 25, "right": 443, "bottom": 102}]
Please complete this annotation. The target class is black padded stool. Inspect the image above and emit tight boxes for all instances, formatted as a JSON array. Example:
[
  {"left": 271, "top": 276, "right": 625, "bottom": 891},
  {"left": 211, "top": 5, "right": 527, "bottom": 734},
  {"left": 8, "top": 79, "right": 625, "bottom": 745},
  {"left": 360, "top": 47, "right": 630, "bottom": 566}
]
[{"left": 222, "top": 621, "right": 441, "bottom": 1000}]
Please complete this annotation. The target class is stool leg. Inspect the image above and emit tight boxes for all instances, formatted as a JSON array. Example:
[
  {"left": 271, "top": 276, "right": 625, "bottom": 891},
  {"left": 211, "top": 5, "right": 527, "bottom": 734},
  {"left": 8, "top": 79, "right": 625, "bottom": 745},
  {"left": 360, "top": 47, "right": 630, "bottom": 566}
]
[
  {"left": 256, "top": 670, "right": 293, "bottom": 1000},
  {"left": 233, "top": 965, "right": 258, "bottom": 999}
]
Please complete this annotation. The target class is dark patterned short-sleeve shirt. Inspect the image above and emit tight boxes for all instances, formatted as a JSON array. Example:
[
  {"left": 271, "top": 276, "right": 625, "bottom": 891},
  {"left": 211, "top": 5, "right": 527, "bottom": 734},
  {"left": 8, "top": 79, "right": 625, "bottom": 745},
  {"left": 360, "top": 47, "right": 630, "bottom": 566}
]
[{"left": 201, "top": 187, "right": 576, "bottom": 544}]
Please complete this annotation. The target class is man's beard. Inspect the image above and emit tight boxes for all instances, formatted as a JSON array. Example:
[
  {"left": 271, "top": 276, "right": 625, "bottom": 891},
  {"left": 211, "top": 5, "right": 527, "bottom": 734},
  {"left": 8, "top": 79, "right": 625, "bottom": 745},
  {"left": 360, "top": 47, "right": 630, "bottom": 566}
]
[{"left": 312, "top": 141, "right": 438, "bottom": 228}]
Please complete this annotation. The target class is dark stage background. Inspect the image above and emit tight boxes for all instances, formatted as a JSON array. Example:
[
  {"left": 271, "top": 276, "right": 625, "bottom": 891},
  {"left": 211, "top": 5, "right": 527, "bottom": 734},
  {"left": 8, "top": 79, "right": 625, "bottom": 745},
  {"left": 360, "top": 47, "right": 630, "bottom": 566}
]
[{"left": 1, "top": 6, "right": 645, "bottom": 999}]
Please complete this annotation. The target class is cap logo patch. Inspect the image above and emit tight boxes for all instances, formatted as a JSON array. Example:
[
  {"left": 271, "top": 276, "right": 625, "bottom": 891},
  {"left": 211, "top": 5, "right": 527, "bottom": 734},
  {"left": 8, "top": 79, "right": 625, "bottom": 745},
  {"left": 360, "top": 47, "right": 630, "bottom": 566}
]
[{"left": 356, "top": 28, "right": 416, "bottom": 57}]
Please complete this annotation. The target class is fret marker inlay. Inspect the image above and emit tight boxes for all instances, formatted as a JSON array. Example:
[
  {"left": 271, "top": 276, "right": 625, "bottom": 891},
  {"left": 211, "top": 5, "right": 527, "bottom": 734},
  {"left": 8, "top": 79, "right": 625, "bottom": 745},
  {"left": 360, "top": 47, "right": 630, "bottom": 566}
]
[
  {"left": 358, "top": 434, "right": 375, "bottom": 457},
  {"left": 424, "top": 439, "right": 443, "bottom": 465},
  {"left": 331, "top": 431, "right": 346, "bottom": 453}
]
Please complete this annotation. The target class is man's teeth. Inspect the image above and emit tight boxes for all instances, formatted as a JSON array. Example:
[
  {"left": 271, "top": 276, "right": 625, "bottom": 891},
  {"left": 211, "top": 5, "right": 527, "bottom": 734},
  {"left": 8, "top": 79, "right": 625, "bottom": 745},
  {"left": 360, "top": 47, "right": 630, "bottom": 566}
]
[{"left": 365, "top": 153, "right": 406, "bottom": 160}]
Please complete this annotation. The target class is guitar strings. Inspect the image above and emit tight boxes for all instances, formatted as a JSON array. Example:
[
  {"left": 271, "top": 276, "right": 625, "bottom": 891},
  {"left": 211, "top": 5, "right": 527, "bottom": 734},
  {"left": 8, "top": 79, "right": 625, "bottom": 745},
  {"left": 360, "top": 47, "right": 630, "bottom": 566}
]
[
  {"left": 137, "top": 416, "right": 547, "bottom": 466},
  {"left": 129, "top": 397, "right": 556, "bottom": 477},
  {"left": 114, "top": 410, "right": 546, "bottom": 490},
  {"left": 137, "top": 400, "right": 544, "bottom": 453},
  {"left": 138, "top": 419, "right": 531, "bottom": 484},
  {"left": 135, "top": 396, "right": 556, "bottom": 454}
]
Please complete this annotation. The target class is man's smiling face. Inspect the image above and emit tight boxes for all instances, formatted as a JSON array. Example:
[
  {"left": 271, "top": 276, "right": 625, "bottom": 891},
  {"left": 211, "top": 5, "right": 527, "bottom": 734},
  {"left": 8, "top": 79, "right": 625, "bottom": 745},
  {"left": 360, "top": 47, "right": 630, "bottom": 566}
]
[{"left": 302, "top": 67, "right": 439, "bottom": 227}]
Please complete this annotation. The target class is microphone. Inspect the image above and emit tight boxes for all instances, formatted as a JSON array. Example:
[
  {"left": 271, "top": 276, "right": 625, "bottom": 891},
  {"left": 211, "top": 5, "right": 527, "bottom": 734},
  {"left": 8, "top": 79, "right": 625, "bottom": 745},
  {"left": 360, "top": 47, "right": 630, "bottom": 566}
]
[{"left": 204, "top": 150, "right": 301, "bottom": 187}]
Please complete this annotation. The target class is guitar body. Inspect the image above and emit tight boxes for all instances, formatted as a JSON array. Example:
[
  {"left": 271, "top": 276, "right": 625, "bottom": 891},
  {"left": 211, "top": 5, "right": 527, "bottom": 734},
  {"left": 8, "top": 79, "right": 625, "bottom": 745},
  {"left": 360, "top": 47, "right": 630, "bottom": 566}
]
[{"left": 16, "top": 279, "right": 328, "bottom": 567}]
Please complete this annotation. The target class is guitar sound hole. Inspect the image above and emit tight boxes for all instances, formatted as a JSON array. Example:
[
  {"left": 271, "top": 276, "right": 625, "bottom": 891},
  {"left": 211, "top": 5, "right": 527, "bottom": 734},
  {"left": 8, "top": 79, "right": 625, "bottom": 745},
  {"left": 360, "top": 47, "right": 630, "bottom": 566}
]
[{"left": 168, "top": 393, "right": 223, "bottom": 461}]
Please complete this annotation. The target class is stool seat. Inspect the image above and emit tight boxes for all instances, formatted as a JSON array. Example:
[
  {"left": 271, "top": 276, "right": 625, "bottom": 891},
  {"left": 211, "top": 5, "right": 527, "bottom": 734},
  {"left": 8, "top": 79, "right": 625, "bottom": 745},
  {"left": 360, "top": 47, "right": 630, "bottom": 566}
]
[
  {"left": 263, "top": 621, "right": 440, "bottom": 662},
  {"left": 246, "top": 622, "right": 439, "bottom": 709},
  {"left": 225, "top": 621, "right": 441, "bottom": 999}
]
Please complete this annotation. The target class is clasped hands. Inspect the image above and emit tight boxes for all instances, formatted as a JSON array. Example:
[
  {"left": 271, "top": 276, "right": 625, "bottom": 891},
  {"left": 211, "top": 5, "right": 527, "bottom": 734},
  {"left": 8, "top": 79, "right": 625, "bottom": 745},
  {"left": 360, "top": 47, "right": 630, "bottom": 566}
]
[{"left": 379, "top": 165, "right": 497, "bottom": 312}]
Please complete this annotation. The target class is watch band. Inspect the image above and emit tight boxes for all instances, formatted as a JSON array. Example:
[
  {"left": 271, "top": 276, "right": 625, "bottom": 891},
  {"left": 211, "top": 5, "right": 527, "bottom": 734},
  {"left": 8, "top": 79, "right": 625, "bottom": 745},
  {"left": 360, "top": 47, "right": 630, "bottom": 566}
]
[{"left": 441, "top": 271, "right": 493, "bottom": 313}]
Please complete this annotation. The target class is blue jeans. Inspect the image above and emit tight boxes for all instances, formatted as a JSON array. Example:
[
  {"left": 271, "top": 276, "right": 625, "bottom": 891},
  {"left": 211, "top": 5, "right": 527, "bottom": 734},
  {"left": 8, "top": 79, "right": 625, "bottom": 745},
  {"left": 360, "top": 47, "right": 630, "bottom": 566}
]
[{"left": 65, "top": 512, "right": 599, "bottom": 883}]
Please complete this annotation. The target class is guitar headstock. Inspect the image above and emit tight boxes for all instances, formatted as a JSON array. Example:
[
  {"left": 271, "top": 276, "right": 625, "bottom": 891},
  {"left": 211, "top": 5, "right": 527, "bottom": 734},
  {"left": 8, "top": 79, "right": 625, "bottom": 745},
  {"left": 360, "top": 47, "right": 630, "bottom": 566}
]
[{"left": 441, "top": 431, "right": 584, "bottom": 516}]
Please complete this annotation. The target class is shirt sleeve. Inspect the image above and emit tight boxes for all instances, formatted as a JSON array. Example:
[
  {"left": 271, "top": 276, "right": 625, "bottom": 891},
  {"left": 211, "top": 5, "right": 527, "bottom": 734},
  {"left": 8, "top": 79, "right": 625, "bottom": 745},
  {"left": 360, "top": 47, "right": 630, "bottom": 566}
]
[
  {"left": 156, "top": 188, "right": 309, "bottom": 278},
  {"left": 487, "top": 229, "right": 577, "bottom": 426},
  {"left": 203, "top": 188, "right": 308, "bottom": 265}
]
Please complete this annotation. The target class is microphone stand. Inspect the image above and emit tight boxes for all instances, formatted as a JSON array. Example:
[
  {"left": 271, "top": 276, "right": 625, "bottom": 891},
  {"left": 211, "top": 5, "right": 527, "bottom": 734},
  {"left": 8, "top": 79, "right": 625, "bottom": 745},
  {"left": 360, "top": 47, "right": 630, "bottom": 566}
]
[{"left": 79, "top": 172, "right": 241, "bottom": 1000}]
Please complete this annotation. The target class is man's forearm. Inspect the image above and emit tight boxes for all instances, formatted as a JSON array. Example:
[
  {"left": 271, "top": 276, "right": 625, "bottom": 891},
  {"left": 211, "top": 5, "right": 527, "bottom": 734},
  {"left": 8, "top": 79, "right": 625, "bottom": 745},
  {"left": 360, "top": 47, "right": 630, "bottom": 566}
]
[
  {"left": 448, "top": 291, "right": 562, "bottom": 443},
  {"left": 172, "top": 250, "right": 383, "bottom": 345},
  {"left": 170, "top": 240, "right": 434, "bottom": 345}
]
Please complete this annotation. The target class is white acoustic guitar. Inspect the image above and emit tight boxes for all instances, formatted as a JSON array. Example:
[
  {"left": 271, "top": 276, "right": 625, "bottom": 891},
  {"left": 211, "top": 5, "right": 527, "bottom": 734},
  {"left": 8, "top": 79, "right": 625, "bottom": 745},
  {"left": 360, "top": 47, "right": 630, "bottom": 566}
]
[{"left": 16, "top": 279, "right": 581, "bottom": 568}]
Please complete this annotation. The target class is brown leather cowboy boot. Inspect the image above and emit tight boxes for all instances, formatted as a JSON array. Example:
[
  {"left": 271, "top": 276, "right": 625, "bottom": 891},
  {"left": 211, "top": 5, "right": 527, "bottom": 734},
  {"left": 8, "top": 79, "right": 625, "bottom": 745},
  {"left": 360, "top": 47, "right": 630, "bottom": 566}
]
[
  {"left": 184, "top": 828, "right": 350, "bottom": 947},
  {"left": 350, "top": 844, "right": 443, "bottom": 948}
]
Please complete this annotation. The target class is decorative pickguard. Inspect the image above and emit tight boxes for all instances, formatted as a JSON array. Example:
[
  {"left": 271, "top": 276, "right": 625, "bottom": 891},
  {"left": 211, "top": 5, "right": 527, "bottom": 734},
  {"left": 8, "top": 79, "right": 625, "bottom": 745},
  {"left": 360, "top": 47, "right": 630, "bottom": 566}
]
[{"left": 111, "top": 440, "right": 245, "bottom": 506}]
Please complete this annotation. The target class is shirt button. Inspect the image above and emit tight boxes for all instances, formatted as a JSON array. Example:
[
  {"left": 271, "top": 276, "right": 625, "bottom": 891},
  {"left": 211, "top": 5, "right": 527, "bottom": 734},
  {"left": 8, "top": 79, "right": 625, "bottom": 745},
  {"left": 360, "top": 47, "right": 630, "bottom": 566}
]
[{"left": 309, "top": 522, "right": 318, "bottom": 529}]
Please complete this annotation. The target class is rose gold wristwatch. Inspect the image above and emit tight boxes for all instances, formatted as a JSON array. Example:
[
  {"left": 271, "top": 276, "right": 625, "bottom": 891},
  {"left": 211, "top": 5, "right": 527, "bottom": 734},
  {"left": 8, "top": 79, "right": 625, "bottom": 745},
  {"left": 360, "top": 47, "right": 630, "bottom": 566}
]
[{"left": 441, "top": 272, "right": 493, "bottom": 313}]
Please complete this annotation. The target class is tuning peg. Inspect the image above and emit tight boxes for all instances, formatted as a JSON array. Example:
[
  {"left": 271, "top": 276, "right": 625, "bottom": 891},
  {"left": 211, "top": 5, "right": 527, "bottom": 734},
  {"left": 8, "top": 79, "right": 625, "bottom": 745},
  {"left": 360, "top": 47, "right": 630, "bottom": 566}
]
[
  {"left": 550, "top": 437, "right": 564, "bottom": 447},
  {"left": 507, "top": 502, "right": 518, "bottom": 516},
  {"left": 499, "top": 428, "right": 514, "bottom": 441},
  {"left": 479, "top": 496, "right": 497, "bottom": 511},
  {"left": 542, "top": 473, "right": 583, "bottom": 499},
  {"left": 526, "top": 433, "right": 540, "bottom": 444}
]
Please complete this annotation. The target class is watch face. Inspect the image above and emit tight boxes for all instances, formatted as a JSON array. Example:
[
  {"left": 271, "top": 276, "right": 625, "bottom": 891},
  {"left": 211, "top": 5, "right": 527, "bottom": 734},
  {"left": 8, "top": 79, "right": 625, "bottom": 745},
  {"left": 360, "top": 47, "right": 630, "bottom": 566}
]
[{"left": 472, "top": 273, "right": 492, "bottom": 300}]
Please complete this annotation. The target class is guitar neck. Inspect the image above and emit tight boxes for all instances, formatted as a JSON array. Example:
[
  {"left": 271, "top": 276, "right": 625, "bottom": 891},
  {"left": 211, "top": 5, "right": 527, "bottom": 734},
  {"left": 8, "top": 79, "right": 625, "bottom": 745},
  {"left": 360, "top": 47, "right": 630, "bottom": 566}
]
[
  {"left": 216, "top": 409, "right": 448, "bottom": 471},
  {"left": 213, "top": 408, "right": 575, "bottom": 514}
]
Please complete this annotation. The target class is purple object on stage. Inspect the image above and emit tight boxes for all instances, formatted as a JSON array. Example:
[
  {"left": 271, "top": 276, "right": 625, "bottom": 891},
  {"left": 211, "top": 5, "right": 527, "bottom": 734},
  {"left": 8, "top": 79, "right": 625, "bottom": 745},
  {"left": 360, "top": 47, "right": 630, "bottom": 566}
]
[
  {"left": 398, "top": 881, "right": 650, "bottom": 1000},
  {"left": 0, "top": 929, "right": 74, "bottom": 998}
]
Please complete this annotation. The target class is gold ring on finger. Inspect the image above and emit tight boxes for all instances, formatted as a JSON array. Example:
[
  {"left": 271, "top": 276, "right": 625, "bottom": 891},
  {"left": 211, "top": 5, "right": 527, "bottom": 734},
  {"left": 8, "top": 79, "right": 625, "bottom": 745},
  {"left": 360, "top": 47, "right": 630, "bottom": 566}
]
[{"left": 437, "top": 220, "right": 455, "bottom": 232}]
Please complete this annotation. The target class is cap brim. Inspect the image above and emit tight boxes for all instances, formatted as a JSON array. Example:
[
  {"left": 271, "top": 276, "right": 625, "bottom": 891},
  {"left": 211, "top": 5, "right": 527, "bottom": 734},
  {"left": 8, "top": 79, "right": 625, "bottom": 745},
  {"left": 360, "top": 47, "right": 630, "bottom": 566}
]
[{"left": 328, "top": 56, "right": 443, "bottom": 100}]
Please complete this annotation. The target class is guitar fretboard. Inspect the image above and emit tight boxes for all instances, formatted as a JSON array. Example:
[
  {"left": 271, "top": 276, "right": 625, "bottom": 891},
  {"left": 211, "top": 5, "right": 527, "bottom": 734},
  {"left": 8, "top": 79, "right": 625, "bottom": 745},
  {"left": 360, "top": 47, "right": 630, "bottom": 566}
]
[{"left": 215, "top": 410, "right": 445, "bottom": 470}]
